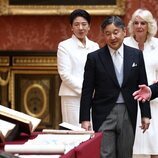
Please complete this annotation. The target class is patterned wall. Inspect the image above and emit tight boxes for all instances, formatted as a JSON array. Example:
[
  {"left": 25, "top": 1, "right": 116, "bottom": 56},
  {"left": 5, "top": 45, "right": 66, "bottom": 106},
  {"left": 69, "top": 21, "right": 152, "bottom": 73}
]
[{"left": 0, "top": 0, "right": 157, "bottom": 50}]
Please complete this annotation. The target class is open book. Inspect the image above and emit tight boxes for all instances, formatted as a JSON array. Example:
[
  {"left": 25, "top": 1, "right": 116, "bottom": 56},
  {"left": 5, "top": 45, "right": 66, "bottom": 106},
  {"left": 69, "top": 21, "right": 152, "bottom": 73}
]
[{"left": 0, "top": 105, "right": 41, "bottom": 142}]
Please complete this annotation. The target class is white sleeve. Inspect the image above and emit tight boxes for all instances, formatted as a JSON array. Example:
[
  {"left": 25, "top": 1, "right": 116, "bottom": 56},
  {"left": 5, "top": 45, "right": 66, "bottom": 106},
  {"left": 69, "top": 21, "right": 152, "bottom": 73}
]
[{"left": 57, "top": 43, "right": 82, "bottom": 95}]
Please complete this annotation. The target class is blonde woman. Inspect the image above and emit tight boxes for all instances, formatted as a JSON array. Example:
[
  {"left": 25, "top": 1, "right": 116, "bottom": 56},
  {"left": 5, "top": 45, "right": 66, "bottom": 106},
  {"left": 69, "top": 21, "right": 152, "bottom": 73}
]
[{"left": 124, "top": 9, "right": 158, "bottom": 158}]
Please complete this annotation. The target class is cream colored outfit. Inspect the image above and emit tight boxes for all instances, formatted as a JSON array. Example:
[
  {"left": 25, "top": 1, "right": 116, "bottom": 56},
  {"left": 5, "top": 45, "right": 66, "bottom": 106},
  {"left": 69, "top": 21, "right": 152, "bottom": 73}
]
[
  {"left": 57, "top": 34, "right": 99, "bottom": 126},
  {"left": 124, "top": 36, "right": 158, "bottom": 157}
]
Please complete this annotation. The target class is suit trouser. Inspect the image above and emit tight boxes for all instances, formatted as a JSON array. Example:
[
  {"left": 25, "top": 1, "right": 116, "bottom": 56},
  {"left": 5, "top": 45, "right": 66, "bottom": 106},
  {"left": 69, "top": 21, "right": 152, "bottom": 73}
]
[{"left": 99, "top": 103, "right": 134, "bottom": 158}]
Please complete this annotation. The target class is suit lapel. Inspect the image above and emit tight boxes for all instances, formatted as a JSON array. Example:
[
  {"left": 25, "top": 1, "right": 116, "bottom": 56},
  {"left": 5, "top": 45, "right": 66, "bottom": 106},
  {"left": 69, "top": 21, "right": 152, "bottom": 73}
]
[
  {"left": 98, "top": 45, "right": 119, "bottom": 86},
  {"left": 122, "top": 45, "right": 134, "bottom": 86},
  {"left": 98, "top": 45, "right": 135, "bottom": 87}
]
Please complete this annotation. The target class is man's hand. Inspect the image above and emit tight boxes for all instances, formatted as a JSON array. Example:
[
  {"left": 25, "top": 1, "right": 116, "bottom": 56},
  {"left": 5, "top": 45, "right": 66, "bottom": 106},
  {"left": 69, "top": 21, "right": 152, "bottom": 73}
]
[
  {"left": 81, "top": 121, "right": 91, "bottom": 131},
  {"left": 140, "top": 117, "right": 150, "bottom": 133},
  {"left": 133, "top": 84, "right": 151, "bottom": 102}
]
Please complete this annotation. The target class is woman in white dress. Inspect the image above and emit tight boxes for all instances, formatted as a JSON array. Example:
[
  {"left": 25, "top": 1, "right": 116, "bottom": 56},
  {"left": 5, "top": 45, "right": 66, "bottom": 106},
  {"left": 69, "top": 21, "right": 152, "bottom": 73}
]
[
  {"left": 124, "top": 9, "right": 158, "bottom": 158},
  {"left": 57, "top": 9, "right": 99, "bottom": 127}
]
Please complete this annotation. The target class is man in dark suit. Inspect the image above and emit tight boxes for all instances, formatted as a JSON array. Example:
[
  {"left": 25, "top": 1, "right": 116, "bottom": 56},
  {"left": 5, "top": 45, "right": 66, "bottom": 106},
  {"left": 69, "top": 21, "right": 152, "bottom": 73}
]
[
  {"left": 79, "top": 16, "right": 151, "bottom": 158},
  {"left": 133, "top": 83, "right": 158, "bottom": 102}
]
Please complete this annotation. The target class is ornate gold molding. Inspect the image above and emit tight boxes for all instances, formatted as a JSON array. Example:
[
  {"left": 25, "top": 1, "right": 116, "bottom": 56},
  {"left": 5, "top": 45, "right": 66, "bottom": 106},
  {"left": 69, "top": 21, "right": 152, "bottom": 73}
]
[
  {"left": 0, "top": 57, "right": 9, "bottom": 66},
  {"left": 12, "top": 56, "right": 57, "bottom": 67},
  {"left": 0, "top": 0, "right": 126, "bottom": 15},
  {"left": 10, "top": 69, "right": 58, "bottom": 109},
  {"left": 0, "top": 0, "right": 8, "bottom": 15},
  {"left": 0, "top": 51, "right": 60, "bottom": 129},
  {"left": 24, "top": 83, "right": 47, "bottom": 118},
  {"left": 0, "top": 56, "right": 10, "bottom": 86}
]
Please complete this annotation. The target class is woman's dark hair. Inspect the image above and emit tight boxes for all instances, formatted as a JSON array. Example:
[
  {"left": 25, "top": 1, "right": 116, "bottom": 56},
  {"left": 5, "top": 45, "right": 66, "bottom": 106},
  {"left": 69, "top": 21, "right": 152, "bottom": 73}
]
[
  {"left": 101, "top": 16, "right": 125, "bottom": 31},
  {"left": 69, "top": 9, "right": 91, "bottom": 25}
]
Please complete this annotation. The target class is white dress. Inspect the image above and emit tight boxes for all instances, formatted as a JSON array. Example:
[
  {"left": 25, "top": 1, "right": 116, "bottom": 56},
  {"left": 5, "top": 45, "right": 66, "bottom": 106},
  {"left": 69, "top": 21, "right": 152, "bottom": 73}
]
[
  {"left": 124, "top": 36, "right": 158, "bottom": 157},
  {"left": 57, "top": 35, "right": 99, "bottom": 126}
]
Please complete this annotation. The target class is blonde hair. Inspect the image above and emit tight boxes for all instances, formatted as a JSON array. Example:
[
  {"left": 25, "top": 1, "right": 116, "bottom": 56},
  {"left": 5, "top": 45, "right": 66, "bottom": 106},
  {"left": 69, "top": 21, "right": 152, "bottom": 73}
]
[{"left": 128, "top": 9, "right": 157, "bottom": 39}]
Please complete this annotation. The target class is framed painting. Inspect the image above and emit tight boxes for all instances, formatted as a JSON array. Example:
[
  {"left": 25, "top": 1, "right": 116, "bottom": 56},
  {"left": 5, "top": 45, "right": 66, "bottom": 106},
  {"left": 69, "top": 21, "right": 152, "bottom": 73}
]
[{"left": 0, "top": 0, "right": 126, "bottom": 15}]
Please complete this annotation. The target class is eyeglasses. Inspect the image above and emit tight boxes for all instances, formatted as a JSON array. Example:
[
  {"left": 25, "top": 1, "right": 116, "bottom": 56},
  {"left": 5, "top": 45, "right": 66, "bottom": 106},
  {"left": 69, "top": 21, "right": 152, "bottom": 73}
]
[{"left": 133, "top": 21, "right": 147, "bottom": 25}]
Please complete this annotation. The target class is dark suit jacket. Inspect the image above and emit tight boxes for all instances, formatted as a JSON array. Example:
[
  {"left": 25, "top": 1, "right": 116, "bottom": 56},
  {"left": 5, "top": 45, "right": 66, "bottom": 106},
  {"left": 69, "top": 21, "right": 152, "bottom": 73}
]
[
  {"left": 150, "top": 83, "right": 158, "bottom": 100},
  {"left": 80, "top": 44, "right": 151, "bottom": 132}
]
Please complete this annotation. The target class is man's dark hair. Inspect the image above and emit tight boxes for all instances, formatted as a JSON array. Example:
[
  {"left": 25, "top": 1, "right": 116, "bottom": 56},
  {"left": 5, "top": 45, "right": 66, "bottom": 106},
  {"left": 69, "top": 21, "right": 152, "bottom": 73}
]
[
  {"left": 101, "top": 16, "right": 125, "bottom": 31},
  {"left": 69, "top": 9, "right": 91, "bottom": 25}
]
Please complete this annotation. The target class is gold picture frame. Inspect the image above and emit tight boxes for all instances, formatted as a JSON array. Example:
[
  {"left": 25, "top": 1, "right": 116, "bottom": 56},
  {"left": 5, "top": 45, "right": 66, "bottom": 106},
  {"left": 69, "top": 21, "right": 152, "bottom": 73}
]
[{"left": 0, "top": 0, "right": 126, "bottom": 15}]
